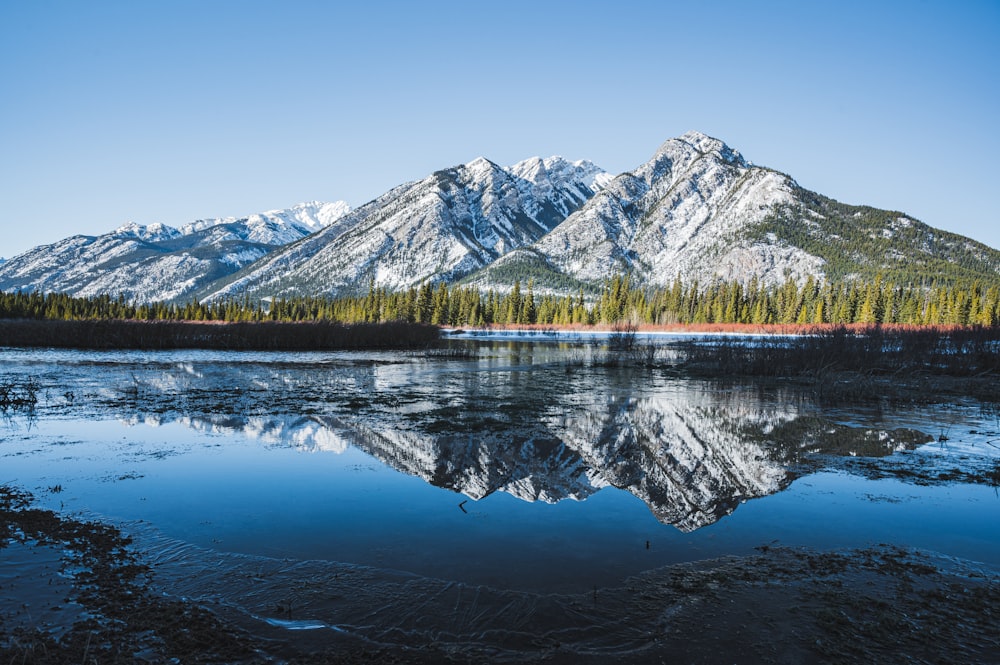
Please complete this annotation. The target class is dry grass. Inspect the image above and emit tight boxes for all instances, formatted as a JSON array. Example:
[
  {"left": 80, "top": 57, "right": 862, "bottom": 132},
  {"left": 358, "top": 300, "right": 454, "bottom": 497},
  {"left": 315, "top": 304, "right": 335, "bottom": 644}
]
[
  {"left": 676, "top": 324, "right": 1000, "bottom": 379},
  {"left": 0, "top": 319, "right": 440, "bottom": 351}
]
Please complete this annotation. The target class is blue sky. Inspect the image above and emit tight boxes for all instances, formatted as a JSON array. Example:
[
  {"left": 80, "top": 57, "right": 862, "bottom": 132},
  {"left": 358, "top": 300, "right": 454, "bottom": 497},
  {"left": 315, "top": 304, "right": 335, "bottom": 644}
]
[{"left": 2, "top": 1, "right": 998, "bottom": 257}]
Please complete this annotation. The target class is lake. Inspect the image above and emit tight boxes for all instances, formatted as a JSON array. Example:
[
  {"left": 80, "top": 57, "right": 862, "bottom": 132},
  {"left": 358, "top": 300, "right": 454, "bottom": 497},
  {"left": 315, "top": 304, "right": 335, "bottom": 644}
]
[{"left": 2, "top": 337, "right": 998, "bottom": 659}]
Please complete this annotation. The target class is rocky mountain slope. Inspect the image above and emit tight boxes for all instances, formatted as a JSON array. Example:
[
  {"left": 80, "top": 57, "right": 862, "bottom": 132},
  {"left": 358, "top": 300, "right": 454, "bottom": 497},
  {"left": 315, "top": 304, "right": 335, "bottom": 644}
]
[
  {"left": 3, "top": 131, "right": 998, "bottom": 303},
  {"left": 470, "top": 131, "right": 1000, "bottom": 291},
  {"left": 199, "top": 156, "right": 609, "bottom": 301},
  {"left": 0, "top": 202, "right": 349, "bottom": 303}
]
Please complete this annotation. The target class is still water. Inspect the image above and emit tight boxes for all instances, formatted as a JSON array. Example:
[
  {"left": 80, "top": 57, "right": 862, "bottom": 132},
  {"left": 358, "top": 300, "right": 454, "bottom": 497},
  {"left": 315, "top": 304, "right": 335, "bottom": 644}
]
[{"left": 2, "top": 339, "right": 998, "bottom": 596}]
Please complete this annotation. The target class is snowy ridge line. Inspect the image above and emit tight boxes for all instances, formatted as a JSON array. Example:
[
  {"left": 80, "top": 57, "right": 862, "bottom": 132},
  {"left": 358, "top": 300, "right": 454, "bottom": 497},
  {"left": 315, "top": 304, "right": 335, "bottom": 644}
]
[
  {"left": 4, "top": 131, "right": 1000, "bottom": 305},
  {"left": 0, "top": 201, "right": 351, "bottom": 304}
]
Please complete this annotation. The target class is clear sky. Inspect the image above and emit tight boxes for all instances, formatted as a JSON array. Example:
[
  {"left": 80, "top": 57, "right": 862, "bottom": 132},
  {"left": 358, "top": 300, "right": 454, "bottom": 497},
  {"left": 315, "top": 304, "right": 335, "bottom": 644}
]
[{"left": 2, "top": 0, "right": 998, "bottom": 258}]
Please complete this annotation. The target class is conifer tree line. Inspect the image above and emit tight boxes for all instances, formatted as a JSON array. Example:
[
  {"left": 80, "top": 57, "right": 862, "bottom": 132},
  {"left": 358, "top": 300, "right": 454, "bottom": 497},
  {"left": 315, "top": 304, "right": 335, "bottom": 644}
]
[{"left": 2, "top": 274, "right": 999, "bottom": 327}]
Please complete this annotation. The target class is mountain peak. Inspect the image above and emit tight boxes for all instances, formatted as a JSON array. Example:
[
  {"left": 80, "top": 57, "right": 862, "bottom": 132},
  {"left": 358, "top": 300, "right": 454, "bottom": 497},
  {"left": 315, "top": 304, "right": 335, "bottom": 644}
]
[
  {"left": 178, "top": 201, "right": 351, "bottom": 239},
  {"left": 112, "top": 221, "right": 180, "bottom": 242},
  {"left": 678, "top": 129, "right": 717, "bottom": 144},
  {"left": 660, "top": 131, "right": 747, "bottom": 167},
  {"left": 5, "top": 132, "right": 998, "bottom": 305},
  {"left": 508, "top": 155, "right": 554, "bottom": 182},
  {"left": 202, "top": 151, "right": 610, "bottom": 301},
  {"left": 508, "top": 156, "right": 611, "bottom": 193},
  {"left": 465, "top": 156, "right": 499, "bottom": 171}
]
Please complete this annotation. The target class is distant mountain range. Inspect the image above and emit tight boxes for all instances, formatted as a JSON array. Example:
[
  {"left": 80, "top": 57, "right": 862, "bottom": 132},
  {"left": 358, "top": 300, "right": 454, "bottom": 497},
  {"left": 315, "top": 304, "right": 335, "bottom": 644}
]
[
  {"left": 2, "top": 132, "right": 998, "bottom": 303},
  {"left": 0, "top": 202, "right": 350, "bottom": 303}
]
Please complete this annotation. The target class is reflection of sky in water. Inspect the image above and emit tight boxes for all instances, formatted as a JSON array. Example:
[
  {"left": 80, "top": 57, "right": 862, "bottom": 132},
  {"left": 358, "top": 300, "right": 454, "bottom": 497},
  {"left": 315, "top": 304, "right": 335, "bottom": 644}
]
[
  {"left": 1, "top": 345, "right": 998, "bottom": 593},
  {"left": 5, "top": 419, "right": 687, "bottom": 591}
]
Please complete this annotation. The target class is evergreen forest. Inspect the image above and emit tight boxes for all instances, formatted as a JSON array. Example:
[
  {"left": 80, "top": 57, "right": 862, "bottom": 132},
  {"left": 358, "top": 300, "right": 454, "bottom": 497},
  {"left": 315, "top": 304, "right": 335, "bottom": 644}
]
[{"left": 2, "top": 274, "right": 999, "bottom": 328}]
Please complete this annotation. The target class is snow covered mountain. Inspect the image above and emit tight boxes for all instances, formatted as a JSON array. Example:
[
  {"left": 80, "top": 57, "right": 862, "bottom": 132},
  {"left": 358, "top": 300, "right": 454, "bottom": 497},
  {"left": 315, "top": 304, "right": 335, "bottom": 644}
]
[
  {"left": 178, "top": 200, "right": 350, "bottom": 245},
  {"left": 0, "top": 201, "right": 349, "bottom": 303},
  {"left": 5, "top": 131, "right": 999, "bottom": 304},
  {"left": 201, "top": 156, "right": 609, "bottom": 300},
  {"left": 473, "top": 131, "right": 1000, "bottom": 290}
]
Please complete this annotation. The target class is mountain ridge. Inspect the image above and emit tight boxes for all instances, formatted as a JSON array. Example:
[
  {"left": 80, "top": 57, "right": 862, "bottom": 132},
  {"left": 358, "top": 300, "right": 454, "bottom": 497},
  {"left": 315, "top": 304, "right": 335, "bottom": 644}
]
[
  {"left": 198, "top": 155, "right": 609, "bottom": 301},
  {"left": 0, "top": 201, "right": 350, "bottom": 303},
  {"left": 467, "top": 131, "right": 1000, "bottom": 292},
  {"left": 2, "top": 132, "right": 998, "bottom": 304}
]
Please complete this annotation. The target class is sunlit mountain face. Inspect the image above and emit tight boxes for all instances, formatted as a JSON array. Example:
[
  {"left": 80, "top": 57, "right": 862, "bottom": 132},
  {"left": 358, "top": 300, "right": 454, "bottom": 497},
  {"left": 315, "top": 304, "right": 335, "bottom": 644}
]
[{"left": 6, "top": 132, "right": 998, "bottom": 305}]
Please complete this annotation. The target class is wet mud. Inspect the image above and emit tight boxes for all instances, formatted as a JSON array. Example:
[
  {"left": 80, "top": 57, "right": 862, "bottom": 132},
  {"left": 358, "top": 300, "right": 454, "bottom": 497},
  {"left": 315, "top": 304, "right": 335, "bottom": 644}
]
[{"left": 2, "top": 486, "right": 997, "bottom": 664}]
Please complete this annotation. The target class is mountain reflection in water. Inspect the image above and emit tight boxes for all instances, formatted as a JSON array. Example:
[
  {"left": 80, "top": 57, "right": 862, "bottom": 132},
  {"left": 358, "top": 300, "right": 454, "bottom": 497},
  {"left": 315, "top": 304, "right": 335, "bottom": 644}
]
[
  {"left": 2, "top": 343, "right": 998, "bottom": 665},
  {"left": 146, "top": 378, "right": 931, "bottom": 532},
  {"left": 5, "top": 344, "right": 994, "bottom": 597}
]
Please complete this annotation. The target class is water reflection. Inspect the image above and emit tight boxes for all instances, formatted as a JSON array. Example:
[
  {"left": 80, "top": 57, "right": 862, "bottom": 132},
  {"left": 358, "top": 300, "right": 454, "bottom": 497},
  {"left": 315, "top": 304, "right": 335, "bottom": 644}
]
[
  {"left": 85, "top": 347, "right": 933, "bottom": 532},
  {"left": 2, "top": 343, "right": 998, "bottom": 665},
  {"left": 4, "top": 345, "right": 996, "bottom": 596},
  {"left": 166, "top": 401, "right": 929, "bottom": 532}
]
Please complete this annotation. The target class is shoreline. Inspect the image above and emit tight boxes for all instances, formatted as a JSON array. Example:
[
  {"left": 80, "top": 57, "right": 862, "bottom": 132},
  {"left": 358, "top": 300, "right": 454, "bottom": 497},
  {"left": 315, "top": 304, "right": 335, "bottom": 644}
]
[
  {"left": 2, "top": 484, "right": 997, "bottom": 664},
  {"left": 0, "top": 318, "right": 440, "bottom": 351},
  {"left": 444, "top": 321, "right": 997, "bottom": 335}
]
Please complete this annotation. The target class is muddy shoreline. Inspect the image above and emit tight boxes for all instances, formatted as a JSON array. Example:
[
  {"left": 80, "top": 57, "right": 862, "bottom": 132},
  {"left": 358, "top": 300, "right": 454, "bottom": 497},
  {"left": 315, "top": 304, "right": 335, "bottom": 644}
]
[{"left": 2, "top": 485, "right": 998, "bottom": 664}]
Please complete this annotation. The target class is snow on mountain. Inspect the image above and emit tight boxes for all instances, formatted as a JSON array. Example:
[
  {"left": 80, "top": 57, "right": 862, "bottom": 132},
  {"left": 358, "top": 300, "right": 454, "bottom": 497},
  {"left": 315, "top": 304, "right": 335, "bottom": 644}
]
[
  {"left": 477, "top": 131, "right": 817, "bottom": 290},
  {"left": 180, "top": 201, "right": 351, "bottom": 245},
  {"left": 476, "top": 131, "right": 1000, "bottom": 291},
  {"left": 0, "top": 201, "right": 350, "bottom": 303},
  {"left": 7, "top": 131, "right": 999, "bottom": 304},
  {"left": 112, "top": 221, "right": 183, "bottom": 243},
  {"left": 202, "top": 157, "right": 609, "bottom": 301}
]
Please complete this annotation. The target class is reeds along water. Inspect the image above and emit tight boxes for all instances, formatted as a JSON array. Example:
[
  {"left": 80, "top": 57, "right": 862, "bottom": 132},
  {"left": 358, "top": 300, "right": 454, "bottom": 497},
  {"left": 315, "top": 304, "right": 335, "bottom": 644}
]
[
  {"left": 677, "top": 325, "right": 1000, "bottom": 378},
  {"left": 0, "top": 319, "right": 441, "bottom": 351},
  {"left": 0, "top": 376, "right": 39, "bottom": 409}
]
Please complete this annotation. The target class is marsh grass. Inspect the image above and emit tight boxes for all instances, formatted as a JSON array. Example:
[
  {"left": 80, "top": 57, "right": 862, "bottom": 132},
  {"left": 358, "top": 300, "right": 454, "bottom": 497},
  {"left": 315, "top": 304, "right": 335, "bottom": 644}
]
[
  {"left": 601, "top": 321, "right": 663, "bottom": 368},
  {"left": 0, "top": 377, "right": 39, "bottom": 410},
  {"left": 0, "top": 318, "right": 440, "bottom": 351},
  {"left": 677, "top": 325, "right": 1000, "bottom": 380}
]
